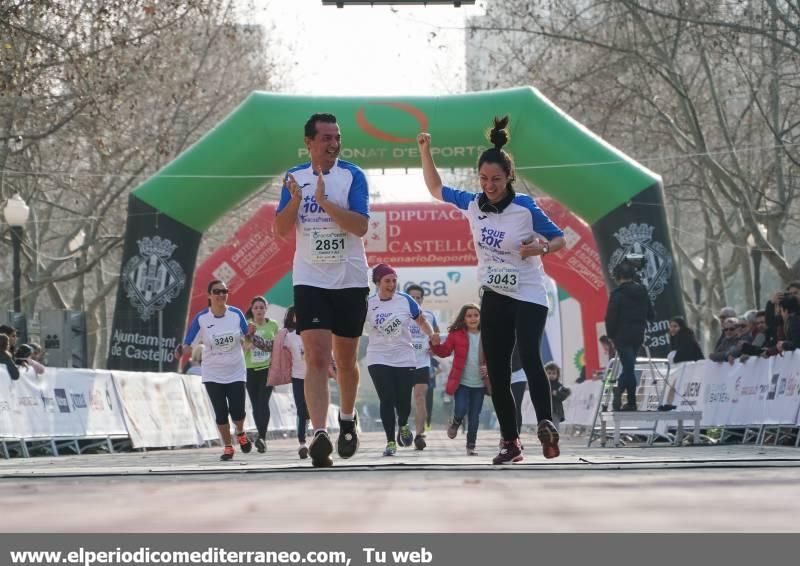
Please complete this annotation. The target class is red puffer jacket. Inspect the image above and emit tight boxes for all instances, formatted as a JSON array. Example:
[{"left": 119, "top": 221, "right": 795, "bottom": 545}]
[{"left": 430, "top": 329, "right": 491, "bottom": 396}]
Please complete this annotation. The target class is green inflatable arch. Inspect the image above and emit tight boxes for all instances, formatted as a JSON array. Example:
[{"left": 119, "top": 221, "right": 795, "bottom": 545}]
[{"left": 108, "top": 87, "right": 684, "bottom": 371}]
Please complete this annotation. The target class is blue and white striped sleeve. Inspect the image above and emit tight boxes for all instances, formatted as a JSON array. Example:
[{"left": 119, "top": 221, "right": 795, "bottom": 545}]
[
  {"left": 184, "top": 312, "right": 203, "bottom": 345},
  {"left": 514, "top": 195, "right": 564, "bottom": 240},
  {"left": 232, "top": 307, "right": 249, "bottom": 335},
  {"left": 441, "top": 186, "right": 476, "bottom": 211},
  {"left": 346, "top": 166, "right": 370, "bottom": 217},
  {"left": 402, "top": 293, "right": 421, "bottom": 319}
]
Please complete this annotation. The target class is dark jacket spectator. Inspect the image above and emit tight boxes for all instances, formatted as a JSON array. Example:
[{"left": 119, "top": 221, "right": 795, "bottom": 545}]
[
  {"left": 0, "top": 334, "right": 19, "bottom": 381},
  {"left": 668, "top": 317, "right": 704, "bottom": 363},
  {"left": 777, "top": 296, "right": 800, "bottom": 353},
  {"left": 545, "top": 362, "right": 571, "bottom": 423},
  {"left": 765, "top": 282, "right": 800, "bottom": 344},
  {"left": 605, "top": 281, "right": 655, "bottom": 347}
]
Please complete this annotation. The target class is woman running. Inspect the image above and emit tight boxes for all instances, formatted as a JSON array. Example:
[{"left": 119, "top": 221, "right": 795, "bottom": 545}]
[
  {"left": 367, "top": 264, "right": 437, "bottom": 456},
  {"left": 178, "top": 279, "right": 254, "bottom": 461},
  {"left": 417, "top": 117, "right": 567, "bottom": 463},
  {"left": 243, "top": 296, "right": 278, "bottom": 453},
  {"left": 271, "top": 306, "right": 311, "bottom": 459},
  {"left": 430, "top": 304, "right": 491, "bottom": 456}
]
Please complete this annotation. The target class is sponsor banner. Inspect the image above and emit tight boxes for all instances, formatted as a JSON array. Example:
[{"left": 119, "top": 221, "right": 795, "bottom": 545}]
[
  {"left": 0, "top": 367, "right": 18, "bottom": 437},
  {"left": 66, "top": 369, "right": 128, "bottom": 437},
  {"left": 189, "top": 202, "right": 295, "bottom": 318},
  {"left": 396, "top": 266, "right": 479, "bottom": 327},
  {"left": 9, "top": 366, "right": 85, "bottom": 439},
  {"left": 593, "top": 183, "right": 686, "bottom": 357},
  {"left": 112, "top": 371, "right": 199, "bottom": 448},
  {"left": 108, "top": 196, "right": 202, "bottom": 372},
  {"left": 364, "top": 203, "right": 475, "bottom": 267},
  {"left": 667, "top": 352, "right": 800, "bottom": 427},
  {"left": 181, "top": 375, "right": 220, "bottom": 444},
  {"left": 268, "top": 392, "right": 297, "bottom": 432},
  {"left": 561, "top": 379, "right": 603, "bottom": 426}
]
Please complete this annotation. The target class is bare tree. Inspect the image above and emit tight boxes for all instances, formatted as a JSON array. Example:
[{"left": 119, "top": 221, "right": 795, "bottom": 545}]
[
  {"left": 467, "top": 0, "right": 800, "bottom": 348},
  {"left": 1, "top": 0, "right": 282, "bottom": 365}
]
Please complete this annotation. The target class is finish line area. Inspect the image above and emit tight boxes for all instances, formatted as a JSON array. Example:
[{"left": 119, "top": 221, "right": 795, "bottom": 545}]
[{"left": 1, "top": 432, "right": 799, "bottom": 532}]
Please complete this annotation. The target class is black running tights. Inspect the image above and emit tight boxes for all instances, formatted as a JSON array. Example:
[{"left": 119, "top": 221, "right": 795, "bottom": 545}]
[
  {"left": 480, "top": 289, "right": 552, "bottom": 441},
  {"left": 368, "top": 364, "right": 415, "bottom": 442}
]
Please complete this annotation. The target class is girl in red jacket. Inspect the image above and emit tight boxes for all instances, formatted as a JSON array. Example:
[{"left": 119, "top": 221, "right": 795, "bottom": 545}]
[{"left": 431, "top": 304, "right": 491, "bottom": 455}]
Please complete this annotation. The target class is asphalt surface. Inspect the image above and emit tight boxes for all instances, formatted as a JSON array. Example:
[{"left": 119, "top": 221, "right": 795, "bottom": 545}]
[{"left": 1, "top": 431, "right": 799, "bottom": 532}]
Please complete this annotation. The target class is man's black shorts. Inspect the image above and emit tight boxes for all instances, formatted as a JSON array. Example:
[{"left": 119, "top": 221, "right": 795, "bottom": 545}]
[
  {"left": 294, "top": 285, "right": 369, "bottom": 338},
  {"left": 412, "top": 367, "right": 431, "bottom": 386}
]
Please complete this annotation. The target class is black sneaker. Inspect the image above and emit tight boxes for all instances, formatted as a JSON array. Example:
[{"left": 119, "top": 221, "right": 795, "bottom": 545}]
[
  {"left": 413, "top": 434, "right": 426, "bottom": 451},
  {"left": 337, "top": 414, "right": 359, "bottom": 459},
  {"left": 309, "top": 430, "right": 334, "bottom": 468},
  {"left": 236, "top": 431, "right": 252, "bottom": 454},
  {"left": 254, "top": 437, "right": 267, "bottom": 453},
  {"left": 397, "top": 425, "right": 413, "bottom": 447},
  {"left": 298, "top": 444, "right": 309, "bottom": 459}
]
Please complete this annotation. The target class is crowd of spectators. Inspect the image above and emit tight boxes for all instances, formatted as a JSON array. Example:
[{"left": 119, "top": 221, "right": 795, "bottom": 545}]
[
  {"left": 685, "top": 281, "right": 800, "bottom": 364},
  {"left": 0, "top": 324, "right": 46, "bottom": 379}
]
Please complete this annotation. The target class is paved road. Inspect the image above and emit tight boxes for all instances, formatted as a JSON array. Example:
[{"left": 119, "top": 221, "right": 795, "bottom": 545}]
[{"left": 1, "top": 431, "right": 798, "bottom": 532}]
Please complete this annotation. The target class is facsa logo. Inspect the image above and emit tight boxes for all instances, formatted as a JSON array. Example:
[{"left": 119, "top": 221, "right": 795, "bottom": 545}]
[
  {"left": 356, "top": 102, "right": 429, "bottom": 143},
  {"left": 54, "top": 388, "right": 71, "bottom": 413}
]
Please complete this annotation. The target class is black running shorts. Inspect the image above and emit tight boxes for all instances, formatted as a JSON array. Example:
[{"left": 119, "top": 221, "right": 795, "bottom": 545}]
[
  {"left": 412, "top": 367, "right": 430, "bottom": 386},
  {"left": 294, "top": 285, "right": 369, "bottom": 338}
]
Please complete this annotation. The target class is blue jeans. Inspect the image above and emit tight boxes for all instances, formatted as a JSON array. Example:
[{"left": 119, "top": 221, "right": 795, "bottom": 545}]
[
  {"left": 454, "top": 385, "right": 485, "bottom": 447},
  {"left": 616, "top": 344, "right": 639, "bottom": 405}
]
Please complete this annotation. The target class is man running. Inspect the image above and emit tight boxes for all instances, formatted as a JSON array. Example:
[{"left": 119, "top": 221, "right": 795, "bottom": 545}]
[
  {"left": 405, "top": 284, "right": 439, "bottom": 450},
  {"left": 275, "top": 113, "right": 370, "bottom": 468}
]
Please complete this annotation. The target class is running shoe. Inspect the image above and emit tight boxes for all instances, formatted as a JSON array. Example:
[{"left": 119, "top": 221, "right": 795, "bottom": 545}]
[
  {"left": 255, "top": 437, "right": 267, "bottom": 454},
  {"left": 236, "top": 431, "right": 252, "bottom": 453},
  {"left": 492, "top": 439, "right": 523, "bottom": 464},
  {"left": 413, "top": 434, "right": 426, "bottom": 451},
  {"left": 309, "top": 430, "right": 334, "bottom": 468},
  {"left": 383, "top": 441, "right": 397, "bottom": 456},
  {"left": 447, "top": 418, "right": 461, "bottom": 439},
  {"left": 466, "top": 445, "right": 478, "bottom": 456},
  {"left": 298, "top": 444, "right": 309, "bottom": 459},
  {"left": 424, "top": 424, "right": 432, "bottom": 433},
  {"left": 337, "top": 414, "right": 359, "bottom": 459},
  {"left": 537, "top": 419, "right": 560, "bottom": 459},
  {"left": 220, "top": 445, "right": 235, "bottom": 461},
  {"left": 397, "top": 425, "right": 413, "bottom": 447}
]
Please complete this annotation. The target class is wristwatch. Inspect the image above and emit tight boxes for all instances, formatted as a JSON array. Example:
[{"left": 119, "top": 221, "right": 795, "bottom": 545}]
[{"left": 542, "top": 242, "right": 550, "bottom": 255}]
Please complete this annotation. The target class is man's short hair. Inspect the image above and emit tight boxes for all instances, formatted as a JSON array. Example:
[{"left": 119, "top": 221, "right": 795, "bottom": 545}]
[
  {"left": 779, "top": 295, "right": 800, "bottom": 315},
  {"left": 304, "top": 113, "right": 337, "bottom": 138},
  {"left": 405, "top": 284, "right": 424, "bottom": 296},
  {"left": 718, "top": 307, "right": 736, "bottom": 320},
  {"left": 0, "top": 324, "right": 15, "bottom": 336}
]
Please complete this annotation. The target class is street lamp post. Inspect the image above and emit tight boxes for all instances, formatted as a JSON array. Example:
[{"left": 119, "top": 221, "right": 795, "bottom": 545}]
[{"left": 4, "top": 194, "right": 30, "bottom": 313}]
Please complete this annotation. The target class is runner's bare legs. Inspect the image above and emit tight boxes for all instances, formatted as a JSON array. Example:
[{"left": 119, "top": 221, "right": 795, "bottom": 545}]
[{"left": 301, "top": 329, "right": 334, "bottom": 429}]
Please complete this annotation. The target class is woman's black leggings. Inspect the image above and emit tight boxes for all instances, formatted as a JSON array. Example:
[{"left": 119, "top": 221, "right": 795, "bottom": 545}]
[
  {"left": 480, "top": 289, "right": 552, "bottom": 441},
  {"left": 204, "top": 381, "right": 247, "bottom": 426},
  {"left": 368, "top": 364, "right": 415, "bottom": 442},
  {"left": 511, "top": 381, "right": 527, "bottom": 434},
  {"left": 246, "top": 367, "right": 274, "bottom": 439}
]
